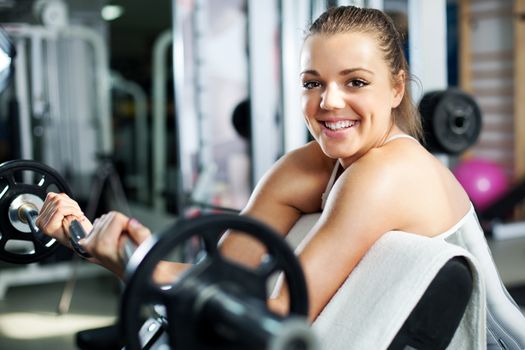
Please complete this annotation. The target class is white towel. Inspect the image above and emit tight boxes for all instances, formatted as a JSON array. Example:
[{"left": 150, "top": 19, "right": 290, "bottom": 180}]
[{"left": 286, "top": 215, "right": 487, "bottom": 350}]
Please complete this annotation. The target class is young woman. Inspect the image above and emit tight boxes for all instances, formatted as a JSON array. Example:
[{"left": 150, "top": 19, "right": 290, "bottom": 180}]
[{"left": 36, "top": 6, "right": 525, "bottom": 348}]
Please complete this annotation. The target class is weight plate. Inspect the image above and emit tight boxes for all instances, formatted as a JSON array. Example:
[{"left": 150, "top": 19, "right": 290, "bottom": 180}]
[
  {"left": 419, "top": 89, "right": 482, "bottom": 154},
  {"left": 120, "top": 214, "right": 308, "bottom": 350},
  {"left": 0, "top": 160, "right": 72, "bottom": 264}
]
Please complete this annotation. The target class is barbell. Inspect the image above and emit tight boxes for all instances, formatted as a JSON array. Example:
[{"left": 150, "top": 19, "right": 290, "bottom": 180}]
[
  {"left": 121, "top": 214, "right": 318, "bottom": 350},
  {"left": 0, "top": 159, "right": 319, "bottom": 350}
]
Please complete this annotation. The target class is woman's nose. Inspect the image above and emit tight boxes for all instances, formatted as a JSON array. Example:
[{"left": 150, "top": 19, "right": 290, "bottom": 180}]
[{"left": 320, "top": 84, "right": 345, "bottom": 110}]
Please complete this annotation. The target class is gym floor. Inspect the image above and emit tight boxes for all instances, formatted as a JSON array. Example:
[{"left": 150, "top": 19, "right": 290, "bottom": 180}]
[
  {"left": 0, "top": 238, "right": 524, "bottom": 350},
  {"left": 0, "top": 269, "right": 120, "bottom": 350}
]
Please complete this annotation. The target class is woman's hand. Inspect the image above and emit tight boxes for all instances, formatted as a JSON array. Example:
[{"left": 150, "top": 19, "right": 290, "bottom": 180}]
[
  {"left": 36, "top": 192, "right": 152, "bottom": 278},
  {"left": 36, "top": 192, "right": 92, "bottom": 248},
  {"left": 66, "top": 212, "right": 151, "bottom": 278}
]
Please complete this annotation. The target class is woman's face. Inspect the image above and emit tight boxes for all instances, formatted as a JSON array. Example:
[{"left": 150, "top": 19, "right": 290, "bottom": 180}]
[{"left": 300, "top": 32, "right": 404, "bottom": 166}]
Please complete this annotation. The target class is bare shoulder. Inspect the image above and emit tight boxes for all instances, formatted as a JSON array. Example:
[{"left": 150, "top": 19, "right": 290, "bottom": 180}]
[
  {"left": 243, "top": 141, "right": 336, "bottom": 233},
  {"left": 329, "top": 145, "right": 409, "bottom": 222},
  {"left": 343, "top": 138, "right": 454, "bottom": 194},
  {"left": 261, "top": 141, "right": 336, "bottom": 211},
  {"left": 329, "top": 139, "right": 470, "bottom": 236},
  {"left": 280, "top": 141, "right": 334, "bottom": 170}
]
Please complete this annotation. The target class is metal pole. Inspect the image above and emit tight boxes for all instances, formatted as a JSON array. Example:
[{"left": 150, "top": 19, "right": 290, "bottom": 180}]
[
  {"left": 280, "top": 0, "right": 310, "bottom": 153},
  {"left": 172, "top": 0, "right": 196, "bottom": 213},
  {"left": 13, "top": 39, "right": 33, "bottom": 160},
  {"left": 408, "top": 0, "right": 448, "bottom": 102},
  {"left": 112, "top": 72, "right": 149, "bottom": 203},
  {"left": 193, "top": 0, "right": 214, "bottom": 201},
  {"left": 152, "top": 29, "right": 173, "bottom": 211},
  {"left": 247, "top": 0, "right": 281, "bottom": 186}
]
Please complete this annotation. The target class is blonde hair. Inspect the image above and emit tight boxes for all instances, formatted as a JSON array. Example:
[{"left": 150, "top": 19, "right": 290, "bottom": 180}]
[{"left": 307, "top": 6, "right": 423, "bottom": 141}]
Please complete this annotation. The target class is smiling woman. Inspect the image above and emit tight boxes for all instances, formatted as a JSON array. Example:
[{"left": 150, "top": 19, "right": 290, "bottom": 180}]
[
  {"left": 300, "top": 31, "right": 407, "bottom": 164},
  {"left": 34, "top": 4, "right": 525, "bottom": 350},
  {"left": 300, "top": 7, "right": 422, "bottom": 168}
]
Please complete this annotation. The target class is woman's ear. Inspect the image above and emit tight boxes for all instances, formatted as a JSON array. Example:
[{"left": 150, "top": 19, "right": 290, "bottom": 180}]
[{"left": 392, "top": 70, "right": 405, "bottom": 108}]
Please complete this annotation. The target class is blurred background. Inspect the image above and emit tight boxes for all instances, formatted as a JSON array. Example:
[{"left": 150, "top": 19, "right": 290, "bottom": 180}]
[{"left": 0, "top": 0, "right": 524, "bottom": 349}]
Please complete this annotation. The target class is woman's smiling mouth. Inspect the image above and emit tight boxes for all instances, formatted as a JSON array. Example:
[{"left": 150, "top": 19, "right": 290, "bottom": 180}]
[{"left": 323, "top": 120, "right": 359, "bottom": 130}]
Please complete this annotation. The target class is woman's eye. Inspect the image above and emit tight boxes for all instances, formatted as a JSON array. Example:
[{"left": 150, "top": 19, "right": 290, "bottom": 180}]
[
  {"left": 302, "top": 81, "right": 321, "bottom": 90},
  {"left": 348, "top": 79, "right": 368, "bottom": 88}
]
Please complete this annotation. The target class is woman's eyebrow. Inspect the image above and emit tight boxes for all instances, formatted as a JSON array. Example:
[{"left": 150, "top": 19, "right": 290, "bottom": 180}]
[
  {"left": 339, "top": 68, "right": 374, "bottom": 76},
  {"left": 300, "top": 67, "right": 374, "bottom": 77},
  {"left": 300, "top": 69, "right": 319, "bottom": 77}
]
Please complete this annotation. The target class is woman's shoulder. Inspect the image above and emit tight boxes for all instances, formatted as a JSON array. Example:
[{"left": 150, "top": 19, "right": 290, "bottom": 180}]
[
  {"left": 343, "top": 139, "right": 409, "bottom": 177},
  {"left": 252, "top": 141, "right": 337, "bottom": 214},
  {"left": 279, "top": 141, "right": 335, "bottom": 171},
  {"left": 336, "top": 138, "right": 471, "bottom": 235},
  {"left": 352, "top": 136, "right": 431, "bottom": 176},
  {"left": 277, "top": 141, "right": 337, "bottom": 194},
  {"left": 335, "top": 139, "right": 439, "bottom": 210}
]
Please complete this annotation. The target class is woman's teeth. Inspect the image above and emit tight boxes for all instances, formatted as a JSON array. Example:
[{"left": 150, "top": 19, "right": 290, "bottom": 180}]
[{"left": 324, "top": 120, "right": 357, "bottom": 130}]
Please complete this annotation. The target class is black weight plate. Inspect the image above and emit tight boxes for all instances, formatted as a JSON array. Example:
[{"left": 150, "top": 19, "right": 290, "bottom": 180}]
[
  {"left": 420, "top": 90, "right": 445, "bottom": 152},
  {"left": 0, "top": 160, "right": 72, "bottom": 263},
  {"left": 419, "top": 89, "right": 482, "bottom": 154},
  {"left": 120, "top": 213, "right": 308, "bottom": 350},
  {"left": 432, "top": 89, "right": 482, "bottom": 154}
]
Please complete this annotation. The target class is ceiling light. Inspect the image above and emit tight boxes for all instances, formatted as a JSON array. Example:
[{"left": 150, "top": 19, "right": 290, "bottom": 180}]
[
  {"left": 101, "top": 5, "right": 124, "bottom": 21},
  {"left": 0, "top": 50, "right": 11, "bottom": 72}
]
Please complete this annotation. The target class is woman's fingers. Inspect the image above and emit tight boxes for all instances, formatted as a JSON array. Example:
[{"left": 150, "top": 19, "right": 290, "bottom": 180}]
[
  {"left": 115, "top": 219, "right": 151, "bottom": 266},
  {"left": 36, "top": 192, "right": 86, "bottom": 245},
  {"left": 36, "top": 193, "right": 151, "bottom": 279},
  {"left": 60, "top": 211, "right": 152, "bottom": 279},
  {"left": 37, "top": 192, "right": 83, "bottom": 228},
  {"left": 126, "top": 218, "right": 151, "bottom": 245},
  {"left": 81, "top": 211, "right": 131, "bottom": 277}
]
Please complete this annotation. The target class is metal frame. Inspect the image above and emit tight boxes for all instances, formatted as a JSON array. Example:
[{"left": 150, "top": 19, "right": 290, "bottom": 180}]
[
  {"left": 408, "top": 0, "right": 448, "bottom": 102},
  {"left": 280, "top": 0, "right": 311, "bottom": 153},
  {"left": 247, "top": 0, "right": 282, "bottom": 185},
  {"left": 13, "top": 37, "right": 32, "bottom": 160},
  {"left": 4, "top": 24, "right": 112, "bottom": 177},
  {"left": 111, "top": 72, "right": 149, "bottom": 203},
  {"left": 172, "top": 0, "right": 199, "bottom": 213},
  {"left": 152, "top": 29, "right": 173, "bottom": 211}
]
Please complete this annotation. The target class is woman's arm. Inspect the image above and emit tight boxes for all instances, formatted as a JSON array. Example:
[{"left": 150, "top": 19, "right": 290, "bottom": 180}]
[
  {"left": 270, "top": 151, "right": 409, "bottom": 322},
  {"left": 218, "top": 142, "right": 335, "bottom": 268}
]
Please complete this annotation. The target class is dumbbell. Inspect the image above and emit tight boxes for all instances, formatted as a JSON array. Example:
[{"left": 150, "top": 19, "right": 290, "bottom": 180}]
[{"left": 0, "top": 159, "right": 319, "bottom": 350}]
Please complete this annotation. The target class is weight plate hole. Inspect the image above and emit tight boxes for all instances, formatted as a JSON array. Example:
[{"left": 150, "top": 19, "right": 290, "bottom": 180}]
[
  {"left": 5, "top": 239, "right": 35, "bottom": 255},
  {"left": 45, "top": 183, "right": 60, "bottom": 193},
  {"left": 455, "top": 116, "right": 465, "bottom": 128},
  {"left": 219, "top": 231, "right": 268, "bottom": 270},
  {"left": 13, "top": 170, "right": 45, "bottom": 186},
  {"left": 266, "top": 268, "right": 284, "bottom": 298},
  {"left": 0, "top": 178, "right": 8, "bottom": 199},
  {"left": 148, "top": 237, "right": 199, "bottom": 288}
]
